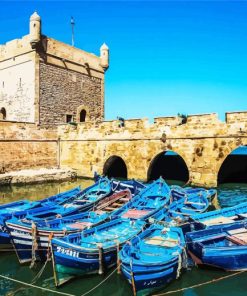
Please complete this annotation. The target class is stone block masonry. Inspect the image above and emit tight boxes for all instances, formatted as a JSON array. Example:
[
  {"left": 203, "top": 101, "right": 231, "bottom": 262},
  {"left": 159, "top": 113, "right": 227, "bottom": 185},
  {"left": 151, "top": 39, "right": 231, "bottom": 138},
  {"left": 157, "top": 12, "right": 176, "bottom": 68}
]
[
  {"left": 0, "top": 111, "right": 247, "bottom": 187},
  {"left": 0, "top": 12, "right": 108, "bottom": 125},
  {"left": 58, "top": 111, "right": 247, "bottom": 187},
  {"left": 0, "top": 121, "right": 58, "bottom": 173},
  {"left": 39, "top": 61, "right": 103, "bottom": 125}
]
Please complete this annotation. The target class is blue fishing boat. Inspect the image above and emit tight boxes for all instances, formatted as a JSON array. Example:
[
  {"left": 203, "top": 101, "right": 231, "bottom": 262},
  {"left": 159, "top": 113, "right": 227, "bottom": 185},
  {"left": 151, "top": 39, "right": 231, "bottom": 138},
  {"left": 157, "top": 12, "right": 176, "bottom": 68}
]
[
  {"left": 187, "top": 201, "right": 247, "bottom": 231},
  {"left": 93, "top": 172, "right": 145, "bottom": 195},
  {"left": 171, "top": 185, "right": 216, "bottom": 202},
  {"left": 7, "top": 189, "right": 133, "bottom": 263},
  {"left": 6, "top": 212, "right": 108, "bottom": 264},
  {"left": 38, "top": 186, "right": 81, "bottom": 206},
  {"left": 110, "top": 178, "right": 145, "bottom": 195},
  {"left": 0, "top": 186, "right": 81, "bottom": 227},
  {"left": 168, "top": 190, "right": 210, "bottom": 221},
  {"left": 119, "top": 225, "right": 186, "bottom": 296},
  {"left": 112, "top": 178, "right": 171, "bottom": 220},
  {"left": 51, "top": 218, "right": 146, "bottom": 286},
  {"left": 0, "top": 178, "right": 111, "bottom": 250},
  {"left": 186, "top": 221, "right": 247, "bottom": 270}
]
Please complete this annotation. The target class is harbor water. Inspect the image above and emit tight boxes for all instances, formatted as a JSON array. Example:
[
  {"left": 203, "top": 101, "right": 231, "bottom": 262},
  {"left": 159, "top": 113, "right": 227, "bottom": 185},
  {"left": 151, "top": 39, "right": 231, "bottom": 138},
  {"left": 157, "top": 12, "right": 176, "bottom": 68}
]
[{"left": 0, "top": 179, "right": 247, "bottom": 296}]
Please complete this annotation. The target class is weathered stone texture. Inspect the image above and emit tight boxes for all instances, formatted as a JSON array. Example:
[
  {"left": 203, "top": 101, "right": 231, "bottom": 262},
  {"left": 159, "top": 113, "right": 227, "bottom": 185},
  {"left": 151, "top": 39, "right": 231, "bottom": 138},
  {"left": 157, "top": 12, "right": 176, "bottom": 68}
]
[
  {"left": 0, "top": 111, "right": 247, "bottom": 187},
  {"left": 0, "top": 21, "right": 107, "bottom": 125},
  {"left": 0, "top": 121, "right": 57, "bottom": 172},
  {"left": 58, "top": 112, "right": 247, "bottom": 187},
  {"left": 39, "top": 62, "right": 103, "bottom": 125},
  {"left": 0, "top": 168, "right": 76, "bottom": 185}
]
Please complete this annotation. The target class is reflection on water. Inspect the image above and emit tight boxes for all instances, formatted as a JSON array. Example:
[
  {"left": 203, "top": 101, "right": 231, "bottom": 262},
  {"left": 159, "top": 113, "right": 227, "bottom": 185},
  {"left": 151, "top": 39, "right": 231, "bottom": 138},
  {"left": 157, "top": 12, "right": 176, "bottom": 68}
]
[
  {"left": 0, "top": 178, "right": 94, "bottom": 204},
  {"left": 217, "top": 183, "right": 247, "bottom": 208},
  {"left": 0, "top": 179, "right": 247, "bottom": 295}
]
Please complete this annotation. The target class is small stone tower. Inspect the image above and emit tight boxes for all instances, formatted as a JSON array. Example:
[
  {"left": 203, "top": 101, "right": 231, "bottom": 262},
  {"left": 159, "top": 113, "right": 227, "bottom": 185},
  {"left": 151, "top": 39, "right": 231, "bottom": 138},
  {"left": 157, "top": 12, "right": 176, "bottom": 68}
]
[
  {"left": 0, "top": 12, "right": 109, "bottom": 124},
  {"left": 29, "top": 11, "right": 41, "bottom": 48},
  {"left": 100, "top": 43, "right": 109, "bottom": 70}
]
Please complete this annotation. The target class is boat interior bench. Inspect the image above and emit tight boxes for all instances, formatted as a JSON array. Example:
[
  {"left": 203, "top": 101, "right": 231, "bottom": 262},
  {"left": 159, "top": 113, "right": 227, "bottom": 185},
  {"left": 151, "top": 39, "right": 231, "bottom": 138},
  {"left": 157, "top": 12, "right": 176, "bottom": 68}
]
[
  {"left": 227, "top": 228, "right": 247, "bottom": 245},
  {"left": 144, "top": 236, "right": 178, "bottom": 248},
  {"left": 202, "top": 216, "right": 238, "bottom": 226}
]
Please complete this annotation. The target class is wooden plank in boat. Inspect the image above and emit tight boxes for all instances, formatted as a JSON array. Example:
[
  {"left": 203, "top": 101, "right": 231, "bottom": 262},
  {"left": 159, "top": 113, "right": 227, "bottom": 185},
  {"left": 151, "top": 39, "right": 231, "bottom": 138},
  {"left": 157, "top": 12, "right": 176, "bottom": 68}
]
[
  {"left": 227, "top": 228, "right": 247, "bottom": 235},
  {"left": 104, "top": 207, "right": 116, "bottom": 211},
  {"left": 233, "top": 233, "right": 247, "bottom": 244},
  {"left": 185, "top": 201, "right": 206, "bottom": 206},
  {"left": 145, "top": 236, "right": 178, "bottom": 247},
  {"left": 202, "top": 216, "right": 237, "bottom": 226},
  {"left": 122, "top": 209, "right": 150, "bottom": 219},
  {"left": 120, "top": 198, "right": 130, "bottom": 201},
  {"left": 112, "top": 202, "right": 122, "bottom": 206},
  {"left": 68, "top": 222, "right": 92, "bottom": 229}
]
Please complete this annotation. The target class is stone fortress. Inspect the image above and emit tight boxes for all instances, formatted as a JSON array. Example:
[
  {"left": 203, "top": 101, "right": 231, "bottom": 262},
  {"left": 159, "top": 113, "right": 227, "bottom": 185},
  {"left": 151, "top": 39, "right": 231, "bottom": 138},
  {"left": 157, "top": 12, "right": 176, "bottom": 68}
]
[
  {"left": 0, "top": 12, "right": 108, "bottom": 124},
  {"left": 0, "top": 12, "right": 247, "bottom": 187}
]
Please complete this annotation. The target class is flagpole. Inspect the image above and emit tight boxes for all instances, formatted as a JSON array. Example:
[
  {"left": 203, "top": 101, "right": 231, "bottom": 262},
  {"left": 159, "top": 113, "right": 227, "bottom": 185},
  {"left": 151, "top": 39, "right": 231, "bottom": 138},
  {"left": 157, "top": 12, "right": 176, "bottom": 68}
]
[{"left": 71, "top": 17, "right": 75, "bottom": 46}]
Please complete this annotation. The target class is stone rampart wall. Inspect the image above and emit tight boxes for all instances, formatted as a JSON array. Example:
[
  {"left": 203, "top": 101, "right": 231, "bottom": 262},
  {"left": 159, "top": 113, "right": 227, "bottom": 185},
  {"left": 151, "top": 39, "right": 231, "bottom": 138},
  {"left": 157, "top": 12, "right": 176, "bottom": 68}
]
[
  {"left": 0, "top": 111, "right": 246, "bottom": 187},
  {"left": 58, "top": 111, "right": 247, "bottom": 187},
  {"left": 0, "top": 121, "right": 58, "bottom": 172}
]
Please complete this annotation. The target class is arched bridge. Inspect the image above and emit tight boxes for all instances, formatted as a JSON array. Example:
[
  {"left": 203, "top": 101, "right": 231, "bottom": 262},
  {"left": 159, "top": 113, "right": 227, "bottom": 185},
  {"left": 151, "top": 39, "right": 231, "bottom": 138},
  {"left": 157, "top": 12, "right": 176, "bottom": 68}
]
[{"left": 58, "top": 111, "right": 247, "bottom": 187}]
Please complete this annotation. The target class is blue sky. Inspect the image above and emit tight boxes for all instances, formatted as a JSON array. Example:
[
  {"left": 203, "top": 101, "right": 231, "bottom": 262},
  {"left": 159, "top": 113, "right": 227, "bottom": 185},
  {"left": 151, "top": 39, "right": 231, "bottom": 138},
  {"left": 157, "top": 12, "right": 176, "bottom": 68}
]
[{"left": 0, "top": 1, "right": 247, "bottom": 121}]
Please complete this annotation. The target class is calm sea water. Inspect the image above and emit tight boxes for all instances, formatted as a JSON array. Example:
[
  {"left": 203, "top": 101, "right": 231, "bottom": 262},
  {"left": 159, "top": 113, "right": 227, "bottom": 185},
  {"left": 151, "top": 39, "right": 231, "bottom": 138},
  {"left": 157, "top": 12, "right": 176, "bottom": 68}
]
[{"left": 0, "top": 179, "right": 247, "bottom": 296}]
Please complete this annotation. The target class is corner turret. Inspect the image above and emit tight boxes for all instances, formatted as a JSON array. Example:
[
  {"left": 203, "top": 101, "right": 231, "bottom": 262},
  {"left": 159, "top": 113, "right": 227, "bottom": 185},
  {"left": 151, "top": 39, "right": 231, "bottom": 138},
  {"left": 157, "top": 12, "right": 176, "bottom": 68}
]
[
  {"left": 29, "top": 11, "right": 41, "bottom": 49},
  {"left": 100, "top": 43, "right": 109, "bottom": 71}
]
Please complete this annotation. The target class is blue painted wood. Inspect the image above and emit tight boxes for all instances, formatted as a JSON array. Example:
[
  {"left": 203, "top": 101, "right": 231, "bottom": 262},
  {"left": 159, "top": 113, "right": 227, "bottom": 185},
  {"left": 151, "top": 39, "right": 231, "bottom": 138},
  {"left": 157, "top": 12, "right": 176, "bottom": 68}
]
[
  {"left": 5, "top": 178, "right": 144, "bottom": 262},
  {"left": 187, "top": 201, "right": 247, "bottom": 232},
  {"left": 186, "top": 221, "right": 247, "bottom": 270},
  {"left": 111, "top": 178, "right": 171, "bottom": 221},
  {"left": 119, "top": 224, "right": 186, "bottom": 296},
  {"left": 51, "top": 218, "right": 146, "bottom": 286}
]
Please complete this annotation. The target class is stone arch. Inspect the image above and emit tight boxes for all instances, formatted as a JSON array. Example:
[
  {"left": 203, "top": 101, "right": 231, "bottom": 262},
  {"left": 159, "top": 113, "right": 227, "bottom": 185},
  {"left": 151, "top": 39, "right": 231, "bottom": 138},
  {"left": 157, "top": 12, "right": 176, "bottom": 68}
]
[
  {"left": 147, "top": 150, "right": 189, "bottom": 183},
  {"left": 218, "top": 144, "right": 247, "bottom": 184},
  {"left": 0, "top": 107, "right": 6, "bottom": 120},
  {"left": 103, "top": 155, "right": 128, "bottom": 179},
  {"left": 76, "top": 105, "right": 89, "bottom": 123}
]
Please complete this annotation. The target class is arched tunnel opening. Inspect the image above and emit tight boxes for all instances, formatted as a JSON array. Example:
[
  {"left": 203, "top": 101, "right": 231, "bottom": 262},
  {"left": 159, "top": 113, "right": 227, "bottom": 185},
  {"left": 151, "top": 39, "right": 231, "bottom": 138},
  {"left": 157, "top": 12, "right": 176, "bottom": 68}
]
[
  {"left": 103, "top": 156, "right": 128, "bottom": 179},
  {"left": 147, "top": 150, "right": 189, "bottom": 184},
  {"left": 218, "top": 146, "right": 247, "bottom": 184}
]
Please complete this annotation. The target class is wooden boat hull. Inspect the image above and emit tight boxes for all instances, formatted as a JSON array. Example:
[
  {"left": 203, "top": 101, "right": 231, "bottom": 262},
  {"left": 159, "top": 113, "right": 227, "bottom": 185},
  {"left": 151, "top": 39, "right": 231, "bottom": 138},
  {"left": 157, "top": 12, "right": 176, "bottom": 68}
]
[
  {"left": 52, "top": 243, "right": 117, "bottom": 286},
  {"left": 0, "top": 232, "right": 12, "bottom": 249},
  {"left": 185, "top": 201, "right": 247, "bottom": 233},
  {"left": 6, "top": 212, "right": 108, "bottom": 263},
  {"left": 186, "top": 222, "right": 247, "bottom": 270},
  {"left": 112, "top": 178, "right": 171, "bottom": 220},
  {"left": 51, "top": 219, "right": 145, "bottom": 286},
  {"left": 0, "top": 187, "right": 82, "bottom": 249},
  {"left": 119, "top": 225, "right": 185, "bottom": 296},
  {"left": 7, "top": 189, "right": 133, "bottom": 264},
  {"left": 121, "top": 261, "right": 179, "bottom": 296}
]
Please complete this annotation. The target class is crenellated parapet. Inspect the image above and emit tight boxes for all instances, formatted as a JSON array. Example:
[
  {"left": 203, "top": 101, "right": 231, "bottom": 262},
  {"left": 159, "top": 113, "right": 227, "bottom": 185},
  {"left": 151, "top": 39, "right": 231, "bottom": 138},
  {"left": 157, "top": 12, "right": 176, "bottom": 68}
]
[
  {"left": 0, "top": 35, "right": 33, "bottom": 62},
  {"left": 44, "top": 37, "right": 107, "bottom": 77},
  {"left": 56, "top": 111, "right": 247, "bottom": 187},
  {"left": 58, "top": 111, "right": 247, "bottom": 141}
]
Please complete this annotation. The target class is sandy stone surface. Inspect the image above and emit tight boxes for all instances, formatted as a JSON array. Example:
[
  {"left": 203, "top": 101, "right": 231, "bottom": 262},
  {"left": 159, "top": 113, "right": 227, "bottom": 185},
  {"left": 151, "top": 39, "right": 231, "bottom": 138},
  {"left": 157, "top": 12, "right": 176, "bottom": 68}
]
[{"left": 0, "top": 168, "right": 77, "bottom": 185}]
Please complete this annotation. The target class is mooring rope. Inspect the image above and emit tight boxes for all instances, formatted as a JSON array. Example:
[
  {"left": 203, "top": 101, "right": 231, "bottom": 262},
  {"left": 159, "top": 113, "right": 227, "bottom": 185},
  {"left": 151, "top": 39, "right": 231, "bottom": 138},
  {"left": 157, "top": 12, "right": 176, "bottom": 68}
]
[
  {"left": 31, "top": 259, "right": 49, "bottom": 284},
  {"left": 0, "top": 264, "right": 118, "bottom": 296},
  {"left": 153, "top": 270, "right": 245, "bottom": 296},
  {"left": 80, "top": 266, "right": 118, "bottom": 296},
  {"left": 0, "top": 262, "right": 245, "bottom": 296},
  {"left": 0, "top": 274, "right": 76, "bottom": 296}
]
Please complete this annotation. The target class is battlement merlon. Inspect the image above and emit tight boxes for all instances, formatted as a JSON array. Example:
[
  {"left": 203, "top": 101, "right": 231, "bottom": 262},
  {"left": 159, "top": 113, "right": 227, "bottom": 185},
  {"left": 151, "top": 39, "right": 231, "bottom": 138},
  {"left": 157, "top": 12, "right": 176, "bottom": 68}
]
[
  {"left": 0, "top": 11, "right": 109, "bottom": 74},
  {"left": 0, "top": 35, "right": 34, "bottom": 62},
  {"left": 44, "top": 37, "right": 109, "bottom": 74}
]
